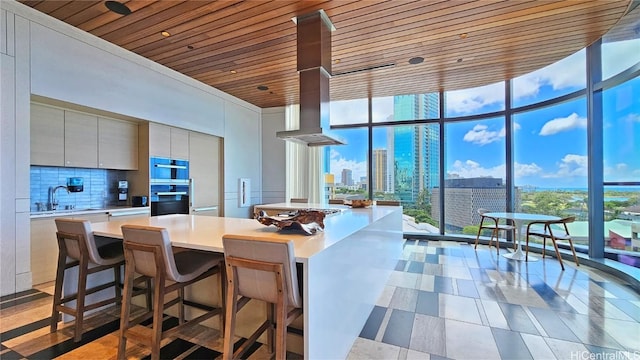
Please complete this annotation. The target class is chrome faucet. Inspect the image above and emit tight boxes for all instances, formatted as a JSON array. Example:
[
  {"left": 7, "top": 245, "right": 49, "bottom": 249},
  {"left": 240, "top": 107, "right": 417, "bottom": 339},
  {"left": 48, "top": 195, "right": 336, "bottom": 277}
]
[{"left": 49, "top": 185, "right": 69, "bottom": 211}]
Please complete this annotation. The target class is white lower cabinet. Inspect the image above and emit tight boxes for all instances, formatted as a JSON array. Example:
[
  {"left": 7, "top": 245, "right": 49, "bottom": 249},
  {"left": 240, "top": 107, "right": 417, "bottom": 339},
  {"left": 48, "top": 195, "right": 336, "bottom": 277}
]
[{"left": 30, "top": 213, "right": 109, "bottom": 285}]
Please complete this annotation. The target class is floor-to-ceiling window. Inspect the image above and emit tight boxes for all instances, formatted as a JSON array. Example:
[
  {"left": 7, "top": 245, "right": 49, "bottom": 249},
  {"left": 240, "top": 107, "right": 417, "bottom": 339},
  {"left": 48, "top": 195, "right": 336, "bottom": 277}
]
[
  {"left": 602, "top": 76, "right": 640, "bottom": 262},
  {"left": 599, "top": 5, "right": 640, "bottom": 265},
  {"left": 322, "top": 8, "right": 640, "bottom": 271},
  {"left": 441, "top": 117, "right": 506, "bottom": 235}
]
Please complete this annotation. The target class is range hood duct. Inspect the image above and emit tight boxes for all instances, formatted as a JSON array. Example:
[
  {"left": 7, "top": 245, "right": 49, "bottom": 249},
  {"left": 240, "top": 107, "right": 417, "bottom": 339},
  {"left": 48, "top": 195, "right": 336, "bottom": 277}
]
[{"left": 277, "top": 10, "right": 345, "bottom": 146}]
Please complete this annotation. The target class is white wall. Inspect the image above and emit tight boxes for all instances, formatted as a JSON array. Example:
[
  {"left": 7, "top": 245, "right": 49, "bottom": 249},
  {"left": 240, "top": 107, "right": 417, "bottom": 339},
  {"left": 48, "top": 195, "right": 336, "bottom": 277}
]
[
  {"left": 0, "top": 0, "right": 266, "bottom": 295},
  {"left": 223, "top": 103, "right": 263, "bottom": 218},
  {"left": 261, "top": 107, "right": 287, "bottom": 205},
  {"left": 1, "top": 6, "right": 32, "bottom": 295}
]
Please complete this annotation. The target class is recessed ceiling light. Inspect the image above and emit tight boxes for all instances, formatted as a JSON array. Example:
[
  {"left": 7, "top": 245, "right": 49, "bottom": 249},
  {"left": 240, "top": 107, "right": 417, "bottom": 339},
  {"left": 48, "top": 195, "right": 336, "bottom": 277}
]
[
  {"left": 105, "top": 1, "right": 131, "bottom": 15},
  {"left": 334, "top": 59, "right": 341, "bottom": 64},
  {"left": 230, "top": 70, "right": 237, "bottom": 74},
  {"left": 187, "top": 45, "right": 194, "bottom": 50},
  {"left": 456, "top": 58, "right": 463, "bottom": 63},
  {"left": 257, "top": 85, "right": 269, "bottom": 91},
  {"left": 408, "top": 57, "right": 424, "bottom": 65},
  {"left": 161, "top": 31, "right": 171, "bottom": 37},
  {"left": 459, "top": 33, "right": 468, "bottom": 39}
]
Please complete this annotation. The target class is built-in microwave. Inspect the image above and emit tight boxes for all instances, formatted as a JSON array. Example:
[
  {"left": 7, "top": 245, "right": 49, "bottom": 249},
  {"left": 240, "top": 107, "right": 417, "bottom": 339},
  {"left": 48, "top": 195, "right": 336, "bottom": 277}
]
[{"left": 150, "top": 157, "right": 189, "bottom": 184}]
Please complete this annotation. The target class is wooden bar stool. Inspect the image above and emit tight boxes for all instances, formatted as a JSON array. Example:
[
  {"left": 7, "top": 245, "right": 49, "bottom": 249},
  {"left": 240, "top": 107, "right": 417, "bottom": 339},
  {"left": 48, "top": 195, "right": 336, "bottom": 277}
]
[
  {"left": 118, "top": 225, "right": 225, "bottom": 360},
  {"left": 222, "top": 235, "right": 303, "bottom": 360},
  {"left": 51, "top": 218, "right": 128, "bottom": 342}
]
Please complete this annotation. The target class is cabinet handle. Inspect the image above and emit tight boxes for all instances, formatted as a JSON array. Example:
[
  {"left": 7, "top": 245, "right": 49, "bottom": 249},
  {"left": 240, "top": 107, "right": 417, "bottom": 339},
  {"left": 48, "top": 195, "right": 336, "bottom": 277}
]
[
  {"left": 193, "top": 206, "right": 218, "bottom": 212},
  {"left": 155, "top": 164, "right": 187, "bottom": 169}
]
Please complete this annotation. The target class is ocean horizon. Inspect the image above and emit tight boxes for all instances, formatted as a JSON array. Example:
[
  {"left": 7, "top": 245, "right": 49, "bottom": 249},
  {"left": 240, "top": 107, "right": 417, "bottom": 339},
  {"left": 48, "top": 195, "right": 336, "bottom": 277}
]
[{"left": 523, "top": 187, "right": 640, "bottom": 192}]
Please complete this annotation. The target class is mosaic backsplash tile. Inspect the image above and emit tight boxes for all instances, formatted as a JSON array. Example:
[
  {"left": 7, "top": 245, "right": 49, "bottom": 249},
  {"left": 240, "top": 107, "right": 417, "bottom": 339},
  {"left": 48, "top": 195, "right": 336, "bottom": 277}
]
[{"left": 30, "top": 166, "right": 127, "bottom": 212}]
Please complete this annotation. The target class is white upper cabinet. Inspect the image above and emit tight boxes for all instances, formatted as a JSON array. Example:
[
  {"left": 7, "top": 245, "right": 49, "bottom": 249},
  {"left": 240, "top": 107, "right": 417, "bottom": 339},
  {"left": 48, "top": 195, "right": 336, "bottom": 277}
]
[
  {"left": 64, "top": 110, "right": 98, "bottom": 168},
  {"left": 98, "top": 117, "right": 138, "bottom": 170},
  {"left": 31, "top": 103, "right": 138, "bottom": 170},
  {"left": 31, "top": 103, "right": 64, "bottom": 166},
  {"left": 149, "top": 122, "right": 189, "bottom": 160}
]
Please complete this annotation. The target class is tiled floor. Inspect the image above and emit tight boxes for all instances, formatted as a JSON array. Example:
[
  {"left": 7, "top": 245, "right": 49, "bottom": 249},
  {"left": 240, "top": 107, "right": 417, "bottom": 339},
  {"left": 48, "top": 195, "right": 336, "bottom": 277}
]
[
  {"left": 346, "top": 239, "right": 640, "bottom": 360},
  {"left": 1, "top": 240, "right": 638, "bottom": 359}
]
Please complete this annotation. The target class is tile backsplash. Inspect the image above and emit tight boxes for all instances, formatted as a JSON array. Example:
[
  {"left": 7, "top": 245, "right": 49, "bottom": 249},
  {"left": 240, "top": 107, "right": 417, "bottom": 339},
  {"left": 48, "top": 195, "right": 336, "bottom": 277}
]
[{"left": 30, "top": 166, "right": 127, "bottom": 212}]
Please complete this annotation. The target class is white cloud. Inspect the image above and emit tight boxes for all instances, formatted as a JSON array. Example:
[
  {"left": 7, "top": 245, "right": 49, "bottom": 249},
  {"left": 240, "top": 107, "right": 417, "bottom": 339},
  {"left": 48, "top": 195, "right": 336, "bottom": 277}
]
[
  {"left": 462, "top": 123, "right": 520, "bottom": 145},
  {"left": 515, "top": 162, "right": 543, "bottom": 177},
  {"left": 448, "top": 160, "right": 505, "bottom": 179},
  {"left": 539, "top": 112, "right": 587, "bottom": 136},
  {"left": 447, "top": 160, "right": 542, "bottom": 180},
  {"left": 445, "top": 82, "right": 505, "bottom": 115},
  {"left": 329, "top": 149, "right": 367, "bottom": 182},
  {"left": 543, "top": 154, "right": 588, "bottom": 178},
  {"left": 463, "top": 125, "right": 501, "bottom": 145},
  {"left": 512, "top": 50, "right": 586, "bottom": 100},
  {"left": 604, "top": 162, "right": 640, "bottom": 182}
]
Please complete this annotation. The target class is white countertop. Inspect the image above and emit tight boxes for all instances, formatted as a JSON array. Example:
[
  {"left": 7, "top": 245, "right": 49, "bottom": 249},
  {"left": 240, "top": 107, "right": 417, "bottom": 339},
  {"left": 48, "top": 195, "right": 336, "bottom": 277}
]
[{"left": 91, "top": 205, "right": 399, "bottom": 262}]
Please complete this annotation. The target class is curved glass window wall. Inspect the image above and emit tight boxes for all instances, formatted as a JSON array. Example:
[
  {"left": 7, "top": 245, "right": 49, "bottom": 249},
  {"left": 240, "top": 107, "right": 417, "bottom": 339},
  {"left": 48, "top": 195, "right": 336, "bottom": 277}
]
[{"left": 325, "top": 9, "right": 640, "bottom": 273}]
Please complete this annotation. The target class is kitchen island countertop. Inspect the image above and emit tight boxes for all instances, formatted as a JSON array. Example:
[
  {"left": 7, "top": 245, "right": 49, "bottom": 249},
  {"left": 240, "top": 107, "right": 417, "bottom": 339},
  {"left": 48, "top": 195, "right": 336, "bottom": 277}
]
[{"left": 90, "top": 205, "right": 403, "bottom": 359}]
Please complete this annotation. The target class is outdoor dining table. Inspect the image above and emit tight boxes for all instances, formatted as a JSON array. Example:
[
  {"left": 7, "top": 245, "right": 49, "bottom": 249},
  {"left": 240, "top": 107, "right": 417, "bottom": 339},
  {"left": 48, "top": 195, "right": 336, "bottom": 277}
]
[{"left": 484, "top": 212, "right": 561, "bottom": 261}]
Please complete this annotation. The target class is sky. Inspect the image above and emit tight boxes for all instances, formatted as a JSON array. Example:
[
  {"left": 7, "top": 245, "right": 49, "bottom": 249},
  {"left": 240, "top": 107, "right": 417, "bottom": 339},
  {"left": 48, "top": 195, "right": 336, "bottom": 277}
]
[{"left": 327, "top": 39, "right": 640, "bottom": 189}]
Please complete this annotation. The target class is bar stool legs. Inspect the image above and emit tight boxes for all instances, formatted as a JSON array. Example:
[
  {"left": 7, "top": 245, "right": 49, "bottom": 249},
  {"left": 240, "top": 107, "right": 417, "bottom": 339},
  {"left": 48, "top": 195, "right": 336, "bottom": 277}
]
[
  {"left": 51, "top": 223, "right": 125, "bottom": 343},
  {"left": 222, "top": 236, "right": 303, "bottom": 360},
  {"left": 118, "top": 225, "right": 225, "bottom": 360}
]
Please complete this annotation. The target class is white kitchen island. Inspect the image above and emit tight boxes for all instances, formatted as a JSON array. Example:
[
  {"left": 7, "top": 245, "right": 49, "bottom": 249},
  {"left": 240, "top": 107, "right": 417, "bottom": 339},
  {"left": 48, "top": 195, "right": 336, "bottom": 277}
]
[{"left": 91, "top": 203, "right": 403, "bottom": 359}]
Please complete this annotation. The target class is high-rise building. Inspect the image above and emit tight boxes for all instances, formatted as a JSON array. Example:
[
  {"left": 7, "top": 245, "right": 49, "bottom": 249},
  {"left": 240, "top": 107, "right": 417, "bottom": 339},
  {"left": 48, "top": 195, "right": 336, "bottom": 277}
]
[
  {"left": 341, "top": 168, "right": 353, "bottom": 186},
  {"left": 325, "top": 173, "right": 335, "bottom": 201},
  {"left": 372, "top": 149, "right": 387, "bottom": 192},
  {"left": 391, "top": 94, "right": 440, "bottom": 204},
  {"left": 431, "top": 177, "right": 521, "bottom": 232}
]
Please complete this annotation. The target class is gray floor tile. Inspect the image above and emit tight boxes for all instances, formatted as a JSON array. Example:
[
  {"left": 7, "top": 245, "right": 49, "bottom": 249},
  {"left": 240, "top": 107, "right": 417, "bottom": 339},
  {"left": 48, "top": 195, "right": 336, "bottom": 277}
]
[
  {"left": 557, "top": 312, "right": 624, "bottom": 350},
  {"left": 445, "top": 319, "right": 500, "bottom": 359},
  {"left": 415, "top": 290, "right": 438, "bottom": 317},
  {"left": 528, "top": 307, "right": 580, "bottom": 342},
  {"left": 409, "top": 313, "right": 445, "bottom": 357},
  {"left": 382, "top": 309, "right": 414, "bottom": 348},
  {"left": 350, "top": 240, "right": 640, "bottom": 359},
  {"left": 497, "top": 302, "right": 540, "bottom": 335},
  {"left": 438, "top": 293, "right": 482, "bottom": 324},
  {"left": 433, "top": 276, "right": 454, "bottom": 295},
  {"left": 492, "top": 327, "right": 533, "bottom": 360},
  {"left": 390, "top": 287, "right": 419, "bottom": 312},
  {"left": 456, "top": 278, "right": 479, "bottom": 298}
]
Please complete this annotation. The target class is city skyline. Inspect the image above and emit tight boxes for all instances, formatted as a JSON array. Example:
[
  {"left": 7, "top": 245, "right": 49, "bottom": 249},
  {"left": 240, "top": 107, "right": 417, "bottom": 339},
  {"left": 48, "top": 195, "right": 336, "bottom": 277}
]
[{"left": 327, "top": 42, "right": 640, "bottom": 191}]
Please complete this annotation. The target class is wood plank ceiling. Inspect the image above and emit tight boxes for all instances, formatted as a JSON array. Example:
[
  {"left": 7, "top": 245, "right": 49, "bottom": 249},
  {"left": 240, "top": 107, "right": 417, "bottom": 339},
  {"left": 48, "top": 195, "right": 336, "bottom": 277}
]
[{"left": 19, "top": 0, "right": 633, "bottom": 109}]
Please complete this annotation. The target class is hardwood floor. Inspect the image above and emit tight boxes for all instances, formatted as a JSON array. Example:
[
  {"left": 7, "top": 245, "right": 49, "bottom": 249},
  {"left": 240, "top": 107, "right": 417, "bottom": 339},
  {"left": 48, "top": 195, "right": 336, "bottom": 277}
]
[{"left": 1, "top": 240, "right": 638, "bottom": 359}]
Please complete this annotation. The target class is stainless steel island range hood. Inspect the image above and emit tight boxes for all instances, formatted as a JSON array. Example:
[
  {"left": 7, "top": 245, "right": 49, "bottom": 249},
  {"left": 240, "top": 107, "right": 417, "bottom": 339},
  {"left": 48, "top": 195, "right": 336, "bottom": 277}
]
[{"left": 277, "top": 10, "right": 345, "bottom": 146}]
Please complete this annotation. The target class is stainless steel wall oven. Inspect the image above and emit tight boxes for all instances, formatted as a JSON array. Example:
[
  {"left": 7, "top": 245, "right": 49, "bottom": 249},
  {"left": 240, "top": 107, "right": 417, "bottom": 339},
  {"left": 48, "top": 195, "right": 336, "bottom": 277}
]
[{"left": 150, "top": 157, "right": 190, "bottom": 216}]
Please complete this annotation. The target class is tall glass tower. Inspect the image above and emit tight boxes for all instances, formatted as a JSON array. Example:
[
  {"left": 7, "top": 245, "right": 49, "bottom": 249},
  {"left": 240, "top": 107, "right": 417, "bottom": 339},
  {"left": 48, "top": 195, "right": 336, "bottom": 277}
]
[{"left": 391, "top": 94, "right": 440, "bottom": 204}]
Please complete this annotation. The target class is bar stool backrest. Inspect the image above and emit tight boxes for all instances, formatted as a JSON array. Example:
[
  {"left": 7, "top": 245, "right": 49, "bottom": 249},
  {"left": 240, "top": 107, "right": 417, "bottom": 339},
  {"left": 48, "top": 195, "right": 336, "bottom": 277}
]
[
  {"left": 223, "top": 236, "right": 302, "bottom": 308},
  {"left": 55, "top": 218, "right": 101, "bottom": 265},
  {"left": 120, "top": 225, "right": 181, "bottom": 282}
]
